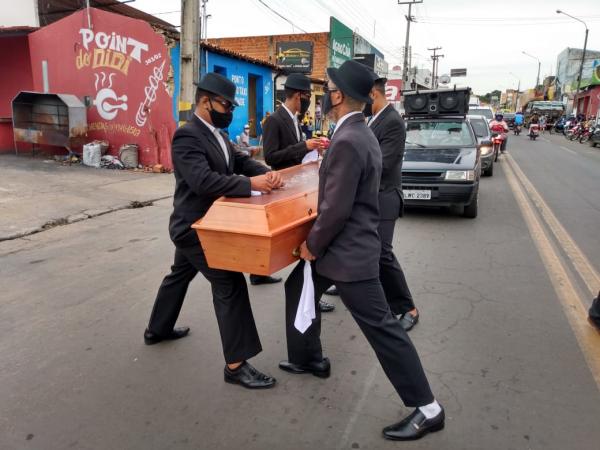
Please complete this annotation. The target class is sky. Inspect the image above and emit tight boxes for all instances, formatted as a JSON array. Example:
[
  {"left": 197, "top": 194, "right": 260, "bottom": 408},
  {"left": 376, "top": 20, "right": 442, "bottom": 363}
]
[{"left": 130, "top": 0, "right": 600, "bottom": 95}]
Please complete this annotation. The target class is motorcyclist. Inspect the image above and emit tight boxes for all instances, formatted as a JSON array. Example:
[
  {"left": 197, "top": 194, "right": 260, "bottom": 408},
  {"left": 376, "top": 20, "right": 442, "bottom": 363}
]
[
  {"left": 514, "top": 111, "right": 524, "bottom": 126},
  {"left": 514, "top": 111, "right": 524, "bottom": 134},
  {"left": 489, "top": 113, "right": 509, "bottom": 151}
]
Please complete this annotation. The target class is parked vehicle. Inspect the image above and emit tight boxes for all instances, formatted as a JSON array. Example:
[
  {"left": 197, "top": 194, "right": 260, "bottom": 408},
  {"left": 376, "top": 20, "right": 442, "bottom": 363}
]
[
  {"left": 589, "top": 125, "right": 600, "bottom": 148},
  {"left": 565, "top": 123, "right": 584, "bottom": 141},
  {"left": 554, "top": 115, "right": 567, "bottom": 133},
  {"left": 579, "top": 125, "right": 595, "bottom": 143},
  {"left": 468, "top": 115, "right": 494, "bottom": 176},
  {"left": 403, "top": 116, "right": 481, "bottom": 218}
]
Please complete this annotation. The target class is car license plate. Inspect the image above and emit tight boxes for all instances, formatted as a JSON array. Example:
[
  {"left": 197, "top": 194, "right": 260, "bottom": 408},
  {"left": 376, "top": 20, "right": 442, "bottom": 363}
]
[{"left": 403, "top": 189, "right": 431, "bottom": 200}]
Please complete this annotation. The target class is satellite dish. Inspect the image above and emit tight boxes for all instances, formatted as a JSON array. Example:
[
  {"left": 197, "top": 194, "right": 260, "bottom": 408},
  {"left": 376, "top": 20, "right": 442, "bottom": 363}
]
[{"left": 439, "top": 74, "right": 451, "bottom": 85}]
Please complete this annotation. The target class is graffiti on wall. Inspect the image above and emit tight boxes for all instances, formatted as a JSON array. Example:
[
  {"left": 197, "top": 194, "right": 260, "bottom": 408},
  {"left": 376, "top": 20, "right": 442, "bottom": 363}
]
[
  {"left": 74, "top": 24, "right": 170, "bottom": 138},
  {"left": 136, "top": 60, "right": 166, "bottom": 127}
]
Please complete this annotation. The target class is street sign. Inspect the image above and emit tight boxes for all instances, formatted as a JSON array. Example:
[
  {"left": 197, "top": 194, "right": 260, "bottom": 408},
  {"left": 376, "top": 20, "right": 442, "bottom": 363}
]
[{"left": 450, "top": 68, "right": 467, "bottom": 77}]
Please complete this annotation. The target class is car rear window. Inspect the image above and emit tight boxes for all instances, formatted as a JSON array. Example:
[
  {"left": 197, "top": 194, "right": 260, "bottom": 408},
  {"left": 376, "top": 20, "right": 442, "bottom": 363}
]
[
  {"left": 406, "top": 120, "right": 475, "bottom": 147},
  {"left": 468, "top": 108, "right": 494, "bottom": 120},
  {"left": 470, "top": 119, "right": 489, "bottom": 138}
]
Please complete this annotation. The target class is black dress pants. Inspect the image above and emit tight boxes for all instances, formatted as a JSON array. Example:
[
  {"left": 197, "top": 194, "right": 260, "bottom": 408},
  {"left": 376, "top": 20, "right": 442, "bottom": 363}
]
[
  {"left": 378, "top": 217, "right": 416, "bottom": 316},
  {"left": 378, "top": 188, "right": 416, "bottom": 316},
  {"left": 285, "top": 261, "right": 434, "bottom": 407},
  {"left": 148, "top": 244, "right": 262, "bottom": 364}
]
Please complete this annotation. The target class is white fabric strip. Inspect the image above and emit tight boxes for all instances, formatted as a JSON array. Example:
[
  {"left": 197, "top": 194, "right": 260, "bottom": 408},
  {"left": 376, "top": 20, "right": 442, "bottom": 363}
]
[{"left": 294, "top": 261, "right": 316, "bottom": 333}]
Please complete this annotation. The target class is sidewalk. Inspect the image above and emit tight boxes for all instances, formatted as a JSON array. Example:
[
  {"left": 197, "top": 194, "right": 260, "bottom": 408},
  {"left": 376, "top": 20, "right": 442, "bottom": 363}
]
[{"left": 0, "top": 154, "right": 175, "bottom": 241}]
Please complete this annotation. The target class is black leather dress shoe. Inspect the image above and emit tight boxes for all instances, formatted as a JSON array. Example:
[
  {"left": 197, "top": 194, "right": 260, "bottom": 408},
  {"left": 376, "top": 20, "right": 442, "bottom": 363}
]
[
  {"left": 279, "top": 357, "right": 331, "bottom": 378},
  {"left": 224, "top": 361, "right": 276, "bottom": 389},
  {"left": 383, "top": 407, "right": 445, "bottom": 441},
  {"left": 399, "top": 311, "right": 419, "bottom": 331},
  {"left": 319, "top": 299, "right": 335, "bottom": 312},
  {"left": 324, "top": 285, "right": 339, "bottom": 296},
  {"left": 250, "top": 275, "right": 282, "bottom": 285},
  {"left": 144, "top": 327, "right": 190, "bottom": 345}
]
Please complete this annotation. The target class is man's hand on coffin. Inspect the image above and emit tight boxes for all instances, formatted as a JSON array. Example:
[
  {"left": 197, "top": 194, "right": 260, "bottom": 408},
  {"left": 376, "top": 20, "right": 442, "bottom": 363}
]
[
  {"left": 265, "top": 171, "right": 284, "bottom": 189},
  {"left": 250, "top": 174, "right": 273, "bottom": 193},
  {"left": 305, "top": 138, "right": 324, "bottom": 151},
  {"left": 299, "top": 241, "right": 316, "bottom": 261}
]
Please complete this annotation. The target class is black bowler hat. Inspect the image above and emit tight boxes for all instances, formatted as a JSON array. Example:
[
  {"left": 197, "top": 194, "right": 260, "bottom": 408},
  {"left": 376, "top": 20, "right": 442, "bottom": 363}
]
[
  {"left": 370, "top": 69, "right": 388, "bottom": 85},
  {"left": 284, "top": 73, "right": 311, "bottom": 91},
  {"left": 196, "top": 72, "right": 239, "bottom": 106},
  {"left": 327, "top": 60, "right": 374, "bottom": 103}
]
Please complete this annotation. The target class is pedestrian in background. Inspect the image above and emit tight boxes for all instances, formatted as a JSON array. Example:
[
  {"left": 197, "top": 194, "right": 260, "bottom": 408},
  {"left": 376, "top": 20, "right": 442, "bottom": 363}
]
[
  {"left": 539, "top": 114, "right": 547, "bottom": 134},
  {"left": 315, "top": 100, "right": 322, "bottom": 132}
]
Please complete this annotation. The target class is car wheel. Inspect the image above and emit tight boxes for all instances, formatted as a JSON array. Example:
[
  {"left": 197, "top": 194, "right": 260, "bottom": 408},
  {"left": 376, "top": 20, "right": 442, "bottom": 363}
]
[{"left": 463, "top": 189, "right": 479, "bottom": 218}]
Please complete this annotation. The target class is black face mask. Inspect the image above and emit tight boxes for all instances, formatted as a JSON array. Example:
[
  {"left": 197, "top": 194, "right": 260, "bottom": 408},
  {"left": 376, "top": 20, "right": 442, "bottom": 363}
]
[
  {"left": 300, "top": 97, "right": 311, "bottom": 116},
  {"left": 322, "top": 91, "right": 343, "bottom": 116},
  {"left": 209, "top": 99, "right": 234, "bottom": 129},
  {"left": 363, "top": 102, "right": 373, "bottom": 117}
]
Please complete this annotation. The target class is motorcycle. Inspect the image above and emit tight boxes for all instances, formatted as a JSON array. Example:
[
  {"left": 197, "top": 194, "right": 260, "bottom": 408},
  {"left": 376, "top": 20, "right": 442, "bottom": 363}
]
[
  {"left": 529, "top": 124, "right": 540, "bottom": 140},
  {"left": 513, "top": 124, "right": 522, "bottom": 136},
  {"left": 565, "top": 123, "right": 583, "bottom": 141},
  {"left": 579, "top": 125, "right": 594, "bottom": 144},
  {"left": 490, "top": 124, "right": 507, "bottom": 161}
]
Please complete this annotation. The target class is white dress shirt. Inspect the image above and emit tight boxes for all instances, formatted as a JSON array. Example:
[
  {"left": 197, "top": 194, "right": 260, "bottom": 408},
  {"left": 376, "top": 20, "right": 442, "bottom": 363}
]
[
  {"left": 282, "top": 103, "right": 300, "bottom": 142},
  {"left": 368, "top": 103, "right": 390, "bottom": 128},
  {"left": 331, "top": 111, "right": 363, "bottom": 138},
  {"left": 195, "top": 113, "right": 229, "bottom": 165}
]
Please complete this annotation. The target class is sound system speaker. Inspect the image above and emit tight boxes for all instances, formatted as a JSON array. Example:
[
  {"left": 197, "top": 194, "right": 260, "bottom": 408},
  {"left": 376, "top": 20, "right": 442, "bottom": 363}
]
[{"left": 404, "top": 87, "right": 471, "bottom": 116}]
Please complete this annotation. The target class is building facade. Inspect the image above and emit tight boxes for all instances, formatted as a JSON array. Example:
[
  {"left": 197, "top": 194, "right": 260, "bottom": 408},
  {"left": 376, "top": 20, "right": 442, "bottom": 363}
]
[
  {"left": 555, "top": 47, "right": 600, "bottom": 112},
  {"left": 171, "top": 42, "right": 276, "bottom": 141}
]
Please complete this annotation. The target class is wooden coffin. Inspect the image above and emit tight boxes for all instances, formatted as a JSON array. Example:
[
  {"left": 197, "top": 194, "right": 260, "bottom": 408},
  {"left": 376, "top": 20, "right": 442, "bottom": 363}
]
[{"left": 192, "top": 162, "right": 319, "bottom": 275}]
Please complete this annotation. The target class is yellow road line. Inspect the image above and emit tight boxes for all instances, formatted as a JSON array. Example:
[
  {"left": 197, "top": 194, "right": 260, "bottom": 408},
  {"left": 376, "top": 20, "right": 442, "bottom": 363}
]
[
  {"left": 506, "top": 154, "right": 600, "bottom": 295},
  {"left": 504, "top": 159, "right": 600, "bottom": 390}
]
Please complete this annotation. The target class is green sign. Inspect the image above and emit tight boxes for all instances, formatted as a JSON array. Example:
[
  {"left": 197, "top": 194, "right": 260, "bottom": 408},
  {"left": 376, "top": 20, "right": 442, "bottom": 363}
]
[{"left": 329, "top": 17, "right": 354, "bottom": 69}]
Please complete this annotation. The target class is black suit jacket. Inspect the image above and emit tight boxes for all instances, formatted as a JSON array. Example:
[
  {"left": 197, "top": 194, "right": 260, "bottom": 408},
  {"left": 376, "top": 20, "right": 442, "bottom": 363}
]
[
  {"left": 306, "top": 113, "right": 382, "bottom": 282},
  {"left": 369, "top": 104, "right": 406, "bottom": 219},
  {"left": 168, "top": 115, "right": 269, "bottom": 247},
  {"left": 262, "top": 106, "right": 308, "bottom": 170}
]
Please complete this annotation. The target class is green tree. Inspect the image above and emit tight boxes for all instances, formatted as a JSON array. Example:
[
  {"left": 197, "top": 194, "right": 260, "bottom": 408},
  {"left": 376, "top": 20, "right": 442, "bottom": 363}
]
[{"left": 481, "top": 90, "right": 502, "bottom": 104}]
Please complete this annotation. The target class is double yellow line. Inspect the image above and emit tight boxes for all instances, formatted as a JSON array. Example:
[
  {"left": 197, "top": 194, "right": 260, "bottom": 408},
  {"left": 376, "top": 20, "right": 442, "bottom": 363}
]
[{"left": 503, "top": 154, "right": 600, "bottom": 390}]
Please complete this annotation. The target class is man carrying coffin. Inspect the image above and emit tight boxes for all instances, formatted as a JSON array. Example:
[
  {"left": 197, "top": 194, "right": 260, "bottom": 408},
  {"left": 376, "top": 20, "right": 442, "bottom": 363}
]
[
  {"left": 145, "top": 72, "right": 282, "bottom": 389},
  {"left": 262, "top": 72, "right": 335, "bottom": 313},
  {"left": 280, "top": 60, "right": 445, "bottom": 440}
]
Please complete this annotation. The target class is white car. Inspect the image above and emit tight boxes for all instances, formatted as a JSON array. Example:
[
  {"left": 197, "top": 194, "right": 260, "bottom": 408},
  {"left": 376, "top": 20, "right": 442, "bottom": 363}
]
[{"left": 467, "top": 106, "right": 494, "bottom": 122}]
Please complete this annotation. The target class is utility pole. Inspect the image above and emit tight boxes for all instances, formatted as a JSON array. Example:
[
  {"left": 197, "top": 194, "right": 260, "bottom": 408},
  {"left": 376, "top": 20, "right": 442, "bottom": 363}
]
[
  {"left": 428, "top": 47, "right": 443, "bottom": 89},
  {"left": 201, "top": 0, "right": 211, "bottom": 40},
  {"left": 179, "top": 0, "right": 201, "bottom": 124},
  {"left": 398, "top": 1, "right": 423, "bottom": 88}
]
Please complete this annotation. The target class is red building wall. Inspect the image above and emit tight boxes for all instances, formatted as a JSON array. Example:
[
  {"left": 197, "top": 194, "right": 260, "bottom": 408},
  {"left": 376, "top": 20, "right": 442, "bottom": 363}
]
[
  {"left": 26, "top": 8, "right": 176, "bottom": 167},
  {"left": 0, "top": 35, "right": 34, "bottom": 152}
]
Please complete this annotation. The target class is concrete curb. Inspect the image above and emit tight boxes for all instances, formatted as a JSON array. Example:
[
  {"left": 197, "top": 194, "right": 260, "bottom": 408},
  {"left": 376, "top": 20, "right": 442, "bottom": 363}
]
[{"left": 0, "top": 196, "right": 172, "bottom": 243}]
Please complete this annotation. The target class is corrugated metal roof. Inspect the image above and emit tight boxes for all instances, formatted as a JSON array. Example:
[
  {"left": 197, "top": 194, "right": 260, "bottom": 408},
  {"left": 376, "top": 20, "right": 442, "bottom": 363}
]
[
  {"left": 201, "top": 42, "right": 279, "bottom": 71},
  {"left": 37, "top": 0, "right": 178, "bottom": 34},
  {"left": 0, "top": 26, "right": 38, "bottom": 36}
]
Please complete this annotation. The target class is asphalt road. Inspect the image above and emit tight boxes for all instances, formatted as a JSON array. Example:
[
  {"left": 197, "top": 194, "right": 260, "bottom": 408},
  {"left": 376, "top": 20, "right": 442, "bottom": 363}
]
[{"left": 1, "top": 135, "right": 600, "bottom": 450}]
